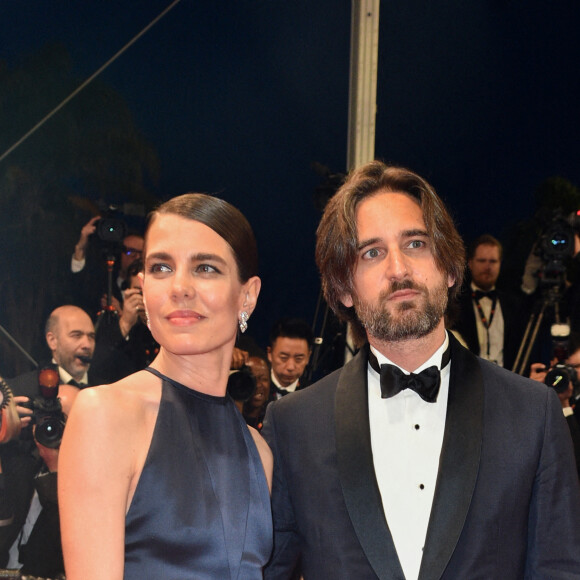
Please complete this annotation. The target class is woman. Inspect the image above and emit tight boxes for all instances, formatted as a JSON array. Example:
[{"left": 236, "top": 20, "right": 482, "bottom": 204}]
[{"left": 58, "top": 194, "right": 272, "bottom": 579}]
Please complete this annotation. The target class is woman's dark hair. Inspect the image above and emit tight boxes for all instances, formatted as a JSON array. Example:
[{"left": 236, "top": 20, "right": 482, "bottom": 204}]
[{"left": 146, "top": 193, "right": 258, "bottom": 283}]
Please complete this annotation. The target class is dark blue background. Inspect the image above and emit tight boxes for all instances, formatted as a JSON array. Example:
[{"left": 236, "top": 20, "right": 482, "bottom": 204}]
[{"left": 1, "top": 0, "right": 578, "bottom": 349}]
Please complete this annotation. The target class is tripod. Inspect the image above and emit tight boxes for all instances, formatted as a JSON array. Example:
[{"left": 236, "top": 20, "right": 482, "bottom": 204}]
[
  {"left": 512, "top": 284, "right": 566, "bottom": 376},
  {"left": 94, "top": 253, "right": 121, "bottom": 333},
  {"left": 305, "top": 288, "right": 347, "bottom": 384}
]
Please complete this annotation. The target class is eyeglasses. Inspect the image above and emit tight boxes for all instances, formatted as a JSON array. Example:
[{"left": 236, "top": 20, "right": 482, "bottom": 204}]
[{"left": 122, "top": 246, "right": 143, "bottom": 257}]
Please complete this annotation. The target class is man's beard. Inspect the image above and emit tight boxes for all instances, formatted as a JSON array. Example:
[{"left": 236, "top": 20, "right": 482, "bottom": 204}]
[{"left": 353, "top": 278, "right": 448, "bottom": 343}]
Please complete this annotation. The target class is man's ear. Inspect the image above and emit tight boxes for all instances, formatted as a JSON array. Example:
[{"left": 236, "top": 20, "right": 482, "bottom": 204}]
[
  {"left": 340, "top": 293, "right": 354, "bottom": 308},
  {"left": 45, "top": 332, "right": 57, "bottom": 352},
  {"left": 447, "top": 274, "right": 455, "bottom": 289}
]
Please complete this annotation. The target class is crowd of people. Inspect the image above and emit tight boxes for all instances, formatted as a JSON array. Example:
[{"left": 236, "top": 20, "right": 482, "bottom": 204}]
[{"left": 0, "top": 161, "right": 578, "bottom": 578}]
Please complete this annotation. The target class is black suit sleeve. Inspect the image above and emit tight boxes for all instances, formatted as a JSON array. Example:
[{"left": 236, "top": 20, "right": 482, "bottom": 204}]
[
  {"left": 262, "top": 403, "right": 302, "bottom": 579},
  {"left": 565, "top": 412, "right": 580, "bottom": 479},
  {"left": 526, "top": 392, "right": 580, "bottom": 577}
]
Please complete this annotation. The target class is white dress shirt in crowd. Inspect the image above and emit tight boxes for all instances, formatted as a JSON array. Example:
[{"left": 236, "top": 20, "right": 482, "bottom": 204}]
[{"left": 471, "top": 282, "right": 504, "bottom": 366}]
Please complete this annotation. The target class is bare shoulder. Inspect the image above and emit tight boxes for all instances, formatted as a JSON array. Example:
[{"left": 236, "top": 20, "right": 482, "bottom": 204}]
[
  {"left": 74, "top": 371, "right": 160, "bottom": 420},
  {"left": 60, "top": 370, "right": 162, "bottom": 504},
  {"left": 247, "top": 425, "right": 273, "bottom": 492},
  {"left": 64, "top": 370, "right": 162, "bottom": 465}
]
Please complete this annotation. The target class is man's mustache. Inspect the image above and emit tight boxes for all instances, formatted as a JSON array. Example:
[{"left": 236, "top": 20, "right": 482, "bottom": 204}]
[{"left": 379, "top": 279, "right": 424, "bottom": 301}]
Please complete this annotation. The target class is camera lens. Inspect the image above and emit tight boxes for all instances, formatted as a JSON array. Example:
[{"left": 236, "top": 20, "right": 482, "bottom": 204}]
[
  {"left": 97, "top": 217, "right": 127, "bottom": 243},
  {"left": 35, "top": 416, "right": 65, "bottom": 448},
  {"left": 550, "top": 234, "right": 569, "bottom": 251},
  {"left": 545, "top": 366, "right": 571, "bottom": 394}
]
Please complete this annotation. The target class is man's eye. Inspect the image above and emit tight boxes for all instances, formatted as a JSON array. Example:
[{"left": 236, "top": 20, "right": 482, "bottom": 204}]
[
  {"left": 363, "top": 248, "right": 380, "bottom": 259},
  {"left": 408, "top": 240, "right": 425, "bottom": 249}
]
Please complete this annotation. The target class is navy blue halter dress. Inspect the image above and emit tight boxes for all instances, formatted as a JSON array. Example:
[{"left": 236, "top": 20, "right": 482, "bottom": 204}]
[{"left": 124, "top": 368, "right": 272, "bottom": 579}]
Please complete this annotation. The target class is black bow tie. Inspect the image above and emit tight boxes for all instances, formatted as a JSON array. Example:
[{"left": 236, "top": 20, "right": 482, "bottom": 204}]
[
  {"left": 473, "top": 289, "right": 497, "bottom": 301},
  {"left": 368, "top": 344, "right": 451, "bottom": 403},
  {"left": 67, "top": 379, "right": 88, "bottom": 388}
]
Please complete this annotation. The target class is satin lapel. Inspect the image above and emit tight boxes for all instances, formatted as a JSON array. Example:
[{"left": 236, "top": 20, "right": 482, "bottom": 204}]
[
  {"left": 418, "top": 334, "right": 484, "bottom": 580},
  {"left": 335, "top": 346, "right": 405, "bottom": 580}
]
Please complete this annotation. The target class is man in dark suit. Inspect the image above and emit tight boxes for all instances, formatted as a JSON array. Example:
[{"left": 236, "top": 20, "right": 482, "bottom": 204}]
[
  {"left": 262, "top": 162, "right": 580, "bottom": 579},
  {"left": 451, "top": 234, "right": 524, "bottom": 371},
  {"left": 267, "top": 318, "right": 313, "bottom": 400}
]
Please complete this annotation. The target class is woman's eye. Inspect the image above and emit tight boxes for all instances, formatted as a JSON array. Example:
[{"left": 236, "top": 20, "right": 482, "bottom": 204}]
[
  {"left": 196, "top": 264, "right": 218, "bottom": 274},
  {"left": 149, "top": 263, "right": 172, "bottom": 274}
]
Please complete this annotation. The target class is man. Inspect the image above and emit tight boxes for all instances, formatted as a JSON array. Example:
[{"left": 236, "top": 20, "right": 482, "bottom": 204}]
[
  {"left": 0, "top": 305, "right": 94, "bottom": 575},
  {"left": 267, "top": 317, "right": 313, "bottom": 399},
  {"left": 90, "top": 259, "right": 159, "bottom": 385},
  {"left": 70, "top": 215, "right": 144, "bottom": 316},
  {"left": 451, "top": 234, "right": 523, "bottom": 370},
  {"left": 262, "top": 162, "right": 580, "bottom": 579},
  {"left": 10, "top": 305, "right": 95, "bottom": 396}
]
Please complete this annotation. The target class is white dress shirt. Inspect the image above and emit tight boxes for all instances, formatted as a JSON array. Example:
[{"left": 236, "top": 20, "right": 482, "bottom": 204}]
[
  {"left": 368, "top": 334, "right": 450, "bottom": 580},
  {"left": 471, "top": 282, "right": 504, "bottom": 366},
  {"left": 270, "top": 372, "right": 299, "bottom": 398}
]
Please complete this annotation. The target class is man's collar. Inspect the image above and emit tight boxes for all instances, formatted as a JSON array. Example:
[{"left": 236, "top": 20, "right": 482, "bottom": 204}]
[
  {"left": 270, "top": 371, "right": 299, "bottom": 392},
  {"left": 53, "top": 359, "right": 88, "bottom": 386},
  {"left": 369, "top": 332, "right": 450, "bottom": 374}
]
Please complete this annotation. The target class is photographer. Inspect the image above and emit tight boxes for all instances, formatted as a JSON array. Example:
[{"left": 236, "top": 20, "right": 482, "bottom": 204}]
[
  {"left": 0, "top": 305, "right": 94, "bottom": 576},
  {"left": 529, "top": 331, "right": 580, "bottom": 478},
  {"left": 89, "top": 259, "right": 159, "bottom": 385},
  {"left": 69, "top": 213, "right": 144, "bottom": 317}
]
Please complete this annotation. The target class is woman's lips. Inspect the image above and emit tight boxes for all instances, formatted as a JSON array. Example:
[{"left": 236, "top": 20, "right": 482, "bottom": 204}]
[{"left": 166, "top": 310, "right": 204, "bottom": 325}]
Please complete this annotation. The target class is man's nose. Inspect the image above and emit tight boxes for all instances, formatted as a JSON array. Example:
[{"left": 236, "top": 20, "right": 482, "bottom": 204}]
[{"left": 385, "top": 248, "right": 409, "bottom": 279}]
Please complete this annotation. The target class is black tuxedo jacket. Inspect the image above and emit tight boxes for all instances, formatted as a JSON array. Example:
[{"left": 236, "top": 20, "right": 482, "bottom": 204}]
[
  {"left": 262, "top": 335, "right": 580, "bottom": 579},
  {"left": 452, "top": 287, "right": 525, "bottom": 371}
]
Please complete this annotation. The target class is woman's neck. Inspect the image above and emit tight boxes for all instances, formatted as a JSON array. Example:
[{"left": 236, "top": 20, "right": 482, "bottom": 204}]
[{"left": 150, "top": 347, "right": 233, "bottom": 396}]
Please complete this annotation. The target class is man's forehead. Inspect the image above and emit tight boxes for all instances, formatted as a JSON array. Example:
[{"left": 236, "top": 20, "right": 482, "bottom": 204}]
[
  {"left": 59, "top": 314, "right": 93, "bottom": 334},
  {"left": 272, "top": 336, "right": 310, "bottom": 353},
  {"left": 355, "top": 190, "right": 426, "bottom": 235},
  {"left": 124, "top": 234, "right": 144, "bottom": 248},
  {"left": 473, "top": 244, "right": 500, "bottom": 259}
]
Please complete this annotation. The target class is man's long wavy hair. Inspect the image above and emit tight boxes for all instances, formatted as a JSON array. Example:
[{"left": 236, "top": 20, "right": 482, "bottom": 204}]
[{"left": 315, "top": 161, "right": 465, "bottom": 347}]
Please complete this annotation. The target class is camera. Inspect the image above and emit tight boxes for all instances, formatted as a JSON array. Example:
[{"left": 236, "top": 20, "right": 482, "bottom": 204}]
[
  {"left": 227, "top": 366, "right": 256, "bottom": 403},
  {"left": 21, "top": 366, "right": 66, "bottom": 449},
  {"left": 534, "top": 211, "right": 576, "bottom": 287},
  {"left": 95, "top": 203, "right": 128, "bottom": 257},
  {"left": 545, "top": 363, "right": 579, "bottom": 394},
  {"left": 543, "top": 326, "right": 580, "bottom": 395}
]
